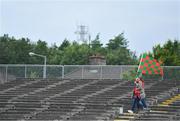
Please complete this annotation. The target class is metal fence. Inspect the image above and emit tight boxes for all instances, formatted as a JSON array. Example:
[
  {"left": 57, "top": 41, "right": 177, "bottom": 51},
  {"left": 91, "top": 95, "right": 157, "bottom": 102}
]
[{"left": 0, "top": 64, "right": 180, "bottom": 83}]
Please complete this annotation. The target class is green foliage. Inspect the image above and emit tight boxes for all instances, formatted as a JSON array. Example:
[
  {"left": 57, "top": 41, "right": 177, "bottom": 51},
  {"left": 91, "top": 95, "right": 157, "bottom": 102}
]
[
  {"left": 91, "top": 34, "right": 104, "bottom": 55},
  {"left": 29, "top": 72, "right": 39, "bottom": 78},
  {"left": 60, "top": 43, "right": 89, "bottom": 65},
  {"left": 0, "top": 35, "right": 33, "bottom": 64},
  {"left": 122, "top": 68, "right": 137, "bottom": 81},
  {"left": 163, "top": 67, "right": 180, "bottom": 80},
  {"left": 48, "top": 45, "right": 63, "bottom": 64},
  {"left": 59, "top": 39, "right": 70, "bottom": 50},
  {"left": 107, "top": 33, "right": 128, "bottom": 50},
  {"left": 152, "top": 39, "right": 180, "bottom": 66},
  {"left": 27, "top": 66, "right": 43, "bottom": 78},
  {"left": 106, "top": 33, "right": 137, "bottom": 65},
  {"left": 1, "top": 34, "right": 179, "bottom": 66},
  {"left": 0, "top": 33, "right": 137, "bottom": 65},
  {"left": 121, "top": 68, "right": 162, "bottom": 81}
]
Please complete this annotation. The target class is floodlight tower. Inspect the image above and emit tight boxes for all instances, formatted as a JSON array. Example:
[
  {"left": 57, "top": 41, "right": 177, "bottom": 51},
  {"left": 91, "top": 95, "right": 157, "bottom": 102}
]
[{"left": 75, "top": 25, "right": 88, "bottom": 43}]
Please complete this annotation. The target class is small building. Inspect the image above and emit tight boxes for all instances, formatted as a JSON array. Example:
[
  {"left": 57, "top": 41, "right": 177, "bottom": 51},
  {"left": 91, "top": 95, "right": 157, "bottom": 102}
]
[{"left": 89, "top": 54, "right": 106, "bottom": 65}]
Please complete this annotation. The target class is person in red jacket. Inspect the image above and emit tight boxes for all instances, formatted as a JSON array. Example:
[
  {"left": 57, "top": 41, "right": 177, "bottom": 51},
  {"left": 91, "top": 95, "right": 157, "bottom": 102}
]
[{"left": 128, "top": 79, "right": 141, "bottom": 114}]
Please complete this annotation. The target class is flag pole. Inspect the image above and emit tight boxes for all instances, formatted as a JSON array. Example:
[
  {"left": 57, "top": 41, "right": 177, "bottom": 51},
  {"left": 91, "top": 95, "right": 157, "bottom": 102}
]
[
  {"left": 137, "top": 54, "right": 143, "bottom": 73},
  {"left": 136, "top": 54, "right": 143, "bottom": 77}
]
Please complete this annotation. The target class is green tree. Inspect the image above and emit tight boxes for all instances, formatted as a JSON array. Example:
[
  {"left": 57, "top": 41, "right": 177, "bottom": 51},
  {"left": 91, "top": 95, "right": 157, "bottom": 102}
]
[
  {"left": 59, "top": 39, "right": 70, "bottom": 50},
  {"left": 106, "top": 33, "right": 137, "bottom": 65},
  {"left": 152, "top": 39, "right": 180, "bottom": 66},
  {"left": 60, "top": 43, "right": 89, "bottom": 65},
  {"left": 31, "top": 40, "right": 48, "bottom": 64},
  {"left": 48, "top": 44, "right": 63, "bottom": 64},
  {"left": 0, "top": 34, "right": 10, "bottom": 63},
  {"left": 107, "top": 33, "right": 128, "bottom": 50},
  {"left": 0, "top": 35, "right": 33, "bottom": 64},
  {"left": 0, "top": 33, "right": 139, "bottom": 65},
  {"left": 90, "top": 34, "right": 104, "bottom": 55}
]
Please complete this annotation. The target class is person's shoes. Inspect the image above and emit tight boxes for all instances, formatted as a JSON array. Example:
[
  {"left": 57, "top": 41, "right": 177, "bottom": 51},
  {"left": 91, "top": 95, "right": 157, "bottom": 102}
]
[
  {"left": 143, "top": 107, "right": 150, "bottom": 111},
  {"left": 128, "top": 110, "right": 134, "bottom": 114}
]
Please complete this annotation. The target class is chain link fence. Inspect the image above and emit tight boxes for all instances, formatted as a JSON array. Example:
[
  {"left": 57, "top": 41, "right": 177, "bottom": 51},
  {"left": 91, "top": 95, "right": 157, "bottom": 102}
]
[{"left": 0, "top": 64, "right": 180, "bottom": 83}]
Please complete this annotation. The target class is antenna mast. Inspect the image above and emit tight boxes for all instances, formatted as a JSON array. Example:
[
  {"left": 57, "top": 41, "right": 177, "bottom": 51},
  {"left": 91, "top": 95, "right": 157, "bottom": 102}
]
[{"left": 75, "top": 25, "right": 89, "bottom": 43}]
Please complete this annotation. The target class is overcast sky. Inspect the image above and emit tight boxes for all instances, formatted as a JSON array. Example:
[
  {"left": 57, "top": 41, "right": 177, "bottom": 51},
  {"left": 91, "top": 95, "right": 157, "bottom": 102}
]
[{"left": 0, "top": 0, "right": 179, "bottom": 55}]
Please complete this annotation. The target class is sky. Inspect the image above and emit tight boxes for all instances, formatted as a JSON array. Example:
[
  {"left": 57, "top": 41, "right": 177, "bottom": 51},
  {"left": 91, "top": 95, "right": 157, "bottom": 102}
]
[{"left": 0, "top": 0, "right": 180, "bottom": 55}]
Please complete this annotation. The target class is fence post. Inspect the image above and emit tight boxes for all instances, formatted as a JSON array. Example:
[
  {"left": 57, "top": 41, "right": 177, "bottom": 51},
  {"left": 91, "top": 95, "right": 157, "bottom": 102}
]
[
  {"left": 82, "top": 66, "right": 84, "bottom": 79},
  {"left": 100, "top": 66, "right": 102, "bottom": 79},
  {"left": 25, "top": 65, "right": 27, "bottom": 78},
  {"left": 5, "top": 65, "right": 8, "bottom": 82},
  {"left": 62, "top": 66, "right": 64, "bottom": 79},
  {"left": 120, "top": 66, "right": 122, "bottom": 79},
  {"left": 161, "top": 66, "right": 164, "bottom": 81}
]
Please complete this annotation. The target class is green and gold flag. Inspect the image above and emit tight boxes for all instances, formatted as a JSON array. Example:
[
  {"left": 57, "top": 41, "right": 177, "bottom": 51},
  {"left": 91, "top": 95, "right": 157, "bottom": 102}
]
[{"left": 137, "top": 54, "right": 163, "bottom": 76}]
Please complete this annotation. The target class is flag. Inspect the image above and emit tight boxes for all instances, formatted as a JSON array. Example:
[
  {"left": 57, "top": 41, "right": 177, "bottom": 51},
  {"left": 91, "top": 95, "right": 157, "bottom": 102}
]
[{"left": 137, "top": 54, "right": 163, "bottom": 76}]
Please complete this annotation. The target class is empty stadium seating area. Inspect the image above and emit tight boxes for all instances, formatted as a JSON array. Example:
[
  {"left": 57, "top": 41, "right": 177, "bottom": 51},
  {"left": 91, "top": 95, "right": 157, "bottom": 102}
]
[{"left": 0, "top": 78, "right": 179, "bottom": 121}]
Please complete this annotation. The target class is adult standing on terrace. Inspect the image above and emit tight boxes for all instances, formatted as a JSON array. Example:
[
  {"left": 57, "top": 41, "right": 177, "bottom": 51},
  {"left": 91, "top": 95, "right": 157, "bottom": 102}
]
[
  {"left": 138, "top": 77, "right": 148, "bottom": 109},
  {"left": 128, "top": 78, "right": 141, "bottom": 114},
  {"left": 128, "top": 77, "right": 147, "bottom": 114}
]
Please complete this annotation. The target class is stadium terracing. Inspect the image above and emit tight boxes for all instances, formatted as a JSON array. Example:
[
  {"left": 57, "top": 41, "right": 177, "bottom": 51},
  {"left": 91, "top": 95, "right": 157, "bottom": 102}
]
[{"left": 0, "top": 65, "right": 180, "bottom": 121}]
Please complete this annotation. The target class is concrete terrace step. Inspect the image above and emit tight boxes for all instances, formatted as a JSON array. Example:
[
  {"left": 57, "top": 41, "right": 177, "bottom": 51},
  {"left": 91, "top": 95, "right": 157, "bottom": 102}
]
[{"left": 0, "top": 78, "right": 179, "bottom": 121}]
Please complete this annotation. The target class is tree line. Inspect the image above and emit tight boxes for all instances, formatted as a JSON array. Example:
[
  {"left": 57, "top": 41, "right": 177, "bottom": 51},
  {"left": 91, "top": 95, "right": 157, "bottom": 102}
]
[{"left": 0, "top": 33, "right": 179, "bottom": 66}]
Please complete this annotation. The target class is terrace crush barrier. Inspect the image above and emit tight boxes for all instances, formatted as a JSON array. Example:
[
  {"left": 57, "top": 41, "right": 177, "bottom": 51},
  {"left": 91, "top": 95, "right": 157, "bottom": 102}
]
[{"left": 0, "top": 64, "right": 180, "bottom": 83}]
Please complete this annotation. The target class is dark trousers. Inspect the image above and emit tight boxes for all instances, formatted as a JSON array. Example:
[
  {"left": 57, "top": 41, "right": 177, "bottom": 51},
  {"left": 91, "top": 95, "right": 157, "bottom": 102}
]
[
  {"left": 140, "top": 98, "right": 147, "bottom": 108},
  {"left": 131, "top": 97, "right": 141, "bottom": 112}
]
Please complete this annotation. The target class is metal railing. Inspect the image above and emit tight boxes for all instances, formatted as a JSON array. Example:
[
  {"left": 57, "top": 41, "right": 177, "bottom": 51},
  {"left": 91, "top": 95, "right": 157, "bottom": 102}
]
[{"left": 0, "top": 64, "right": 180, "bottom": 83}]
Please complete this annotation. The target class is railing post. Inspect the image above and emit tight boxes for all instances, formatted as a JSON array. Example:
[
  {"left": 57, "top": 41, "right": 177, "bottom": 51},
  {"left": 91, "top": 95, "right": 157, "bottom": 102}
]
[
  {"left": 100, "top": 66, "right": 102, "bottom": 79},
  {"left": 62, "top": 66, "right": 64, "bottom": 79},
  {"left": 120, "top": 66, "right": 122, "bottom": 79},
  {"left": 5, "top": 65, "right": 8, "bottom": 82},
  {"left": 25, "top": 65, "right": 27, "bottom": 78},
  {"left": 82, "top": 66, "right": 84, "bottom": 79},
  {"left": 161, "top": 66, "right": 164, "bottom": 81},
  {"left": 43, "top": 57, "right": 47, "bottom": 79}
]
